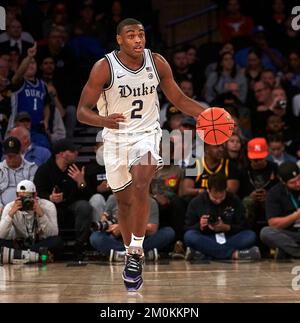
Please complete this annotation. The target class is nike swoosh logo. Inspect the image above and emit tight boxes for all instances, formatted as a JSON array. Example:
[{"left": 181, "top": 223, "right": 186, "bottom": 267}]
[{"left": 117, "top": 74, "right": 125, "bottom": 79}]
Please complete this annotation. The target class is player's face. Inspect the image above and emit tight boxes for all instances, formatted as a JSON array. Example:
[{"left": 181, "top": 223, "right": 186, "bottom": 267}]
[{"left": 117, "top": 25, "right": 146, "bottom": 58}]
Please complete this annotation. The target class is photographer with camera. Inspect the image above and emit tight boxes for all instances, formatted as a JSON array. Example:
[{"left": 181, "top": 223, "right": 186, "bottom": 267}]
[
  {"left": 184, "top": 173, "right": 260, "bottom": 260},
  {"left": 90, "top": 195, "right": 175, "bottom": 262},
  {"left": 0, "top": 180, "right": 62, "bottom": 257}
]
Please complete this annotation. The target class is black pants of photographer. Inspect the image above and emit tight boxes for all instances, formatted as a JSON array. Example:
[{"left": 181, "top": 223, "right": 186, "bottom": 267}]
[
  {"left": 56, "top": 200, "right": 93, "bottom": 245},
  {"left": 0, "top": 236, "right": 63, "bottom": 253}
]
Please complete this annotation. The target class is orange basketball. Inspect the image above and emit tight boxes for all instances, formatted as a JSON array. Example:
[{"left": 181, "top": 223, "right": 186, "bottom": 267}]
[{"left": 196, "top": 107, "right": 235, "bottom": 145}]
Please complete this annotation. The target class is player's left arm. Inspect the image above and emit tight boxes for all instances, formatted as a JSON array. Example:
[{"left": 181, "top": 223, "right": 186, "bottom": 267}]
[{"left": 154, "top": 53, "right": 206, "bottom": 117}]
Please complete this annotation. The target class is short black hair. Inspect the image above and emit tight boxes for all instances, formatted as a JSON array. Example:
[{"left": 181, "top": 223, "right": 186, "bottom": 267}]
[
  {"left": 207, "top": 173, "right": 227, "bottom": 192},
  {"left": 116, "top": 18, "right": 143, "bottom": 35}
]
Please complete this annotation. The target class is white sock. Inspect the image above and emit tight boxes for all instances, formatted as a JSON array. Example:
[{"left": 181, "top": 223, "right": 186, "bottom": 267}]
[{"left": 129, "top": 234, "right": 144, "bottom": 249}]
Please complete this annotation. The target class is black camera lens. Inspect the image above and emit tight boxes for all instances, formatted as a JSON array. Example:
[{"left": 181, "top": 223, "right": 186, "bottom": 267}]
[
  {"left": 208, "top": 214, "right": 219, "bottom": 225},
  {"left": 91, "top": 220, "right": 110, "bottom": 232},
  {"left": 20, "top": 196, "right": 34, "bottom": 211}
]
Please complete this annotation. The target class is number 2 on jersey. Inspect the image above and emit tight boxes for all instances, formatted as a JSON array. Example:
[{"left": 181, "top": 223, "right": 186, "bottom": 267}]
[{"left": 131, "top": 100, "right": 143, "bottom": 119}]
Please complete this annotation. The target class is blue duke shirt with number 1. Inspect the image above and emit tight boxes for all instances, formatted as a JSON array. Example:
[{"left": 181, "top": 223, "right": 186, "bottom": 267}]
[{"left": 10, "top": 79, "right": 47, "bottom": 129}]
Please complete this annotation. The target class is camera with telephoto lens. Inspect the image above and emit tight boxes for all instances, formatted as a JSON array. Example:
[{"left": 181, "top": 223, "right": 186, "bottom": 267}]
[
  {"left": 0, "top": 246, "right": 39, "bottom": 265},
  {"left": 20, "top": 196, "right": 34, "bottom": 211},
  {"left": 91, "top": 217, "right": 117, "bottom": 232},
  {"left": 276, "top": 100, "right": 287, "bottom": 110}
]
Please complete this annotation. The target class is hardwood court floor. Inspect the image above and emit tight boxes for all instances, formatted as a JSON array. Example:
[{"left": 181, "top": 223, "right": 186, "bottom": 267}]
[{"left": 0, "top": 259, "right": 300, "bottom": 303}]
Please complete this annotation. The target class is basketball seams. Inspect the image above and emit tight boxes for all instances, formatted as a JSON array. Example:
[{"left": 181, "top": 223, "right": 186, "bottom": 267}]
[
  {"left": 210, "top": 108, "right": 218, "bottom": 145},
  {"left": 198, "top": 110, "right": 226, "bottom": 122},
  {"left": 204, "top": 129, "right": 231, "bottom": 140},
  {"left": 197, "top": 122, "right": 235, "bottom": 129},
  {"left": 196, "top": 107, "right": 233, "bottom": 145}
]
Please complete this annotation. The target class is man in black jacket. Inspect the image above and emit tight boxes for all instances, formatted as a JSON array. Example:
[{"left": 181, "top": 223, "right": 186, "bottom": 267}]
[
  {"left": 184, "top": 173, "right": 260, "bottom": 260},
  {"left": 260, "top": 162, "right": 300, "bottom": 259},
  {"left": 34, "top": 139, "right": 93, "bottom": 257}
]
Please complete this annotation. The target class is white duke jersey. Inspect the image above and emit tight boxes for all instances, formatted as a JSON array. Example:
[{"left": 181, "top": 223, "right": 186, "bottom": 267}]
[{"left": 98, "top": 49, "right": 161, "bottom": 136}]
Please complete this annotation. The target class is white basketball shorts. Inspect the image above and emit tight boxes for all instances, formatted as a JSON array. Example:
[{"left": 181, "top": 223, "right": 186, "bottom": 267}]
[{"left": 103, "top": 128, "right": 163, "bottom": 193}]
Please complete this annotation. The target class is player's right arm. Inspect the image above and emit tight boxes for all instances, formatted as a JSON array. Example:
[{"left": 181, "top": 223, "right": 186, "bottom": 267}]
[{"left": 77, "top": 59, "right": 125, "bottom": 129}]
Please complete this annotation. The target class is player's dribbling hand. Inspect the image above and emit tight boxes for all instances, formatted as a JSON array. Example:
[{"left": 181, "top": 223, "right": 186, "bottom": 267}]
[{"left": 103, "top": 113, "right": 125, "bottom": 129}]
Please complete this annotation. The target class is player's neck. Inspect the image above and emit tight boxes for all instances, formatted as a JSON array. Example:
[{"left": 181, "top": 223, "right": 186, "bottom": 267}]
[{"left": 116, "top": 50, "right": 144, "bottom": 70}]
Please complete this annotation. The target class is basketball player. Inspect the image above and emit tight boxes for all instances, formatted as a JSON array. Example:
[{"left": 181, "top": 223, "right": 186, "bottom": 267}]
[{"left": 77, "top": 18, "right": 207, "bottom": 291}]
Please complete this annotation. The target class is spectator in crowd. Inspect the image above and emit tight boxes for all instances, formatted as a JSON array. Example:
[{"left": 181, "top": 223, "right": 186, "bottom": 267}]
[
  {"left": 14, "top": 112, "right": 51, "bottom": 150},
  {"left": 224, "top": 133, "right": 247, "bottom": 171},
  {"left": 0, "top": 19, "right": 34, "bottom": 57},
  {"left": 7, "top": 43, "right": 51, "bottom": 142},
  {"left": 162, "top": 105, "right": 183, "bottom": 132},
  {"left": 205, "top": 42, "right": 235, "bottom": 79},
  {"left": 240, "top": 138, "right": 278, "bottom": 234},
  {"left": 243, "top": 48, "right": 264, "bottom": 86},
  {"left": 264, "top": 0, "right": 288, "bottom": 50},
  {"left": 219, "top": 0, "right": 254, "bottom": 45},
  {"left": 205, "top": 51, "right": 248, "bottom": 104},
  {"left": 261, "top": 69, "right": 279, "bottom": 88},
  {"left": 37, "top": 27, "right": 77, "bottom": 95},
  {"left": 260, "top": 162, "right": 300, "bottom": 259},
  {"left": 0, "top": 137, "right": 37, "bottom": 213},
  {"left": 90, "top": 195, "right": 175, "bottom": 262},
  {"left": 181, "top": 143, "right": 240, "bottom": 200},
  {"left": 184, "top": 173, "right": 260, "bottom": 260},
  {"left": 267, "top": 134, "right": 297, "bottom": 166},
  {"left": 0, "top": 180, "right": 62, "bottom": 256},
  {"left": 282, "top": 50, "right": 300, "bottom": 99},
  {"left": 242, "top": 48, "right": 263, "bottom": 105},
  {"left": 171, "top": 48, "right": 200, "bottom": 97},
  {"left": 235, "top": 25, "right": 284, "bottom": 72},
  {"left": 9, "top": 126, "right": 51, "bottom": 166},
  {"left": 253, "top": 81, "right": 274, "bottom": 136},
  {"left": 34, "top": 139, "right": 93, "bottom": 258}
]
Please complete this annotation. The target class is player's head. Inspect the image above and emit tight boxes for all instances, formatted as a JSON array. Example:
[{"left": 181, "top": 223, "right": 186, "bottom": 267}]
[{"left": 116, "top": 18, "right": 145, "bottom": 57}]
